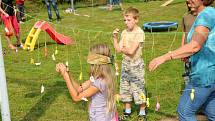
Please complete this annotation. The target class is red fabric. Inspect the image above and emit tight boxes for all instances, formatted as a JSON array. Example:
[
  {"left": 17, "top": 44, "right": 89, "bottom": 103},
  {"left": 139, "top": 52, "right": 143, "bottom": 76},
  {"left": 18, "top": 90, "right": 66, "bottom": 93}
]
[
  {"left": 36, "top": 21, "right": 73, "bottom": 45},
  {"left": 1, "top": 14, "right": 20, "bottom": 36},
  {"left": 1, "top": 14, "right": 13, "bottom": 36},
  {"left": 115, "top": 112, "right": 119, "bottom": 121},
  {"left": 16, "top": 0, "right": 24, "bottom": 4}
]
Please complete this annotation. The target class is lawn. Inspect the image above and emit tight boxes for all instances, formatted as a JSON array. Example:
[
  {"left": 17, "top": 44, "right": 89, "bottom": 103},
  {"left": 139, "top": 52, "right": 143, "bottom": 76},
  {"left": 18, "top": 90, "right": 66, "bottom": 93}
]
[{"left": 1, "top": 0, "right": 188, "bottom": 121}]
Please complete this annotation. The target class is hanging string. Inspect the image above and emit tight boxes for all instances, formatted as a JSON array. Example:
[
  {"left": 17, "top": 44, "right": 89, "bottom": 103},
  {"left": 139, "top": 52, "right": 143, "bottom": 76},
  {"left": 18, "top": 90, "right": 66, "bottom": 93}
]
[
  {"left": 91, "top": 0, "right": 94, "bottom": 17},
  {"left": 72, "top": 29, "right": 83, "bottom": 82},
  {"left": 65, "top": 26, "right": 70, "bottom": 72},
  {"left": 149, "top": 26, "right": 181, "bottom": 111},
  {"left": 150, "top": 28, "right": 159, "bottom": 110},
  {"left": 168, "top": 27, "right": 179, "bottom": 52},
  {"left": 167, "top": 27, "right": 182, "bottom": 97},
  {"left": 87, "top": 31, "right": 91, "bottom": 51}
]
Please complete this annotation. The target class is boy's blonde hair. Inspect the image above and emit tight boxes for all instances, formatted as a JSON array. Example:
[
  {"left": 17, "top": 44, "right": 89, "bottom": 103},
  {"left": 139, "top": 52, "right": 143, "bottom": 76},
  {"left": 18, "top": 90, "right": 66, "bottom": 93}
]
[
  {"left": 89, "top": 43, "right": 116, "bottom": 114},
  {"left": 123, "top": 7, "right": 139, "bottom": 20}
]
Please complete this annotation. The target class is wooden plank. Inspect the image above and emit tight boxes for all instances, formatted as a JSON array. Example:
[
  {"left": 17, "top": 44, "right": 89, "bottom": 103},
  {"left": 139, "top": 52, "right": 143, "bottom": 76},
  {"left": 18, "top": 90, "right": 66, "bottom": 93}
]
[{"left": 161, "top": 0, "right": 174, "bottom": 6}]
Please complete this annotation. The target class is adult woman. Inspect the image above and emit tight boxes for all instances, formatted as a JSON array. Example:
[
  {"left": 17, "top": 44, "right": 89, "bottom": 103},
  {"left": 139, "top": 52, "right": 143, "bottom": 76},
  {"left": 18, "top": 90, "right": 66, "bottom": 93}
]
[{"left": 149, "top": 0, "right": 215, "bottom": 120}]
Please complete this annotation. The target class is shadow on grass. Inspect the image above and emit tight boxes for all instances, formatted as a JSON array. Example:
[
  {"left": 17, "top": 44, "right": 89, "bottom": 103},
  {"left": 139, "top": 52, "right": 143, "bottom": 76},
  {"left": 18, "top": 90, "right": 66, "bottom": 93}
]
[
  {"left": 33, "top": 41, "right": 58, "bottom": 50},
  {"left": 130, "top": 102, "right": 176, "bottom": 118},
  {"left": 20, "top": 81, "right": 65, "bottom": 121},
  {"left": 148, "top": 109, "right": 176, "bottom": 118},
  {"left": 25, "top": 91, "right": 41, "bottom": 98}
]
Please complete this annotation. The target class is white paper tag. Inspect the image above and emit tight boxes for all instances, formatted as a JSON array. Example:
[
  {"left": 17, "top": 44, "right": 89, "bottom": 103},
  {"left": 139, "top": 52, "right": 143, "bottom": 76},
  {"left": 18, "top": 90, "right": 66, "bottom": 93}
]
[
  {"left": 52, "top": 54, "right": 56, "bottom": 61},
  {"left": 65, "top": 61, "right": 69, "bottom": 66},
  {"left": 35, "top": 62, "right": 41, "bottom": 66},
  {"left": 65, "top": 61, "right": 69, "bottom": 71},
  {"left": 155, "top": 102, "right": 160, "bottom": 111},
  {"left": 5, "top": 27, "right": 9, "bottom": 33},
  {"left": 90, "top": 76, "right": 95, "bottom": 82},
  {"left": 83, "top": 14, "right": 90, "bottom": 17},
  {"left": 81, "top": 97, "right": 88, "bottom": 102},
  {"left": 55, "top": 49, "right": 58, "bottom": 55},
  {"left": 41, "top": 84, "right": 45, "bottom": 93},
  {"left": 74, "top": 13, "right": 80, "bottom": 16}
]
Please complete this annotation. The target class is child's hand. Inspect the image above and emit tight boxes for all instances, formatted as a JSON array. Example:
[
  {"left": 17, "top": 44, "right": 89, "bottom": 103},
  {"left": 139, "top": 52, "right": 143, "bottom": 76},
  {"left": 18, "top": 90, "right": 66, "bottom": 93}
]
[
  {"left": 121, "top": 47, "right": 128, "bottom": 54},
  {"left": 56, "top": 63, "right": 67, "bottom": 76},
  {"left": 4, "top": 13, "right": 9, "bottom": 18},
  {"left": 112, "top": 28, "right": 120, "bottom": 39}
]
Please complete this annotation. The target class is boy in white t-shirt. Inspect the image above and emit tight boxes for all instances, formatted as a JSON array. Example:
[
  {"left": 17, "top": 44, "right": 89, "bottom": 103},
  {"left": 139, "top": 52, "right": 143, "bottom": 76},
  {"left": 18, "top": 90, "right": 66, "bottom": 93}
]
[{"left": 112, "top": 7, "right": 147, "bottom": 121}]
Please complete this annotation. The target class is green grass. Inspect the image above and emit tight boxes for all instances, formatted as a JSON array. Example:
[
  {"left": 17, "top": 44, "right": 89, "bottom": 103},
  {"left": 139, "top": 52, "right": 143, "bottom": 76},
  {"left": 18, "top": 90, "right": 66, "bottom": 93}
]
[{"left": 0, "top": 1, "right": 190, "bottom": 121}]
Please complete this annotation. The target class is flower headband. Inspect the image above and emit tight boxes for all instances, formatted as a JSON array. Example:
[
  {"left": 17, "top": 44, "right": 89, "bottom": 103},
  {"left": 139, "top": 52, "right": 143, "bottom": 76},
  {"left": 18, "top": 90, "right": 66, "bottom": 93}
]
[{"left": 87, "top": 53, "right": 112, "bottom": 65}]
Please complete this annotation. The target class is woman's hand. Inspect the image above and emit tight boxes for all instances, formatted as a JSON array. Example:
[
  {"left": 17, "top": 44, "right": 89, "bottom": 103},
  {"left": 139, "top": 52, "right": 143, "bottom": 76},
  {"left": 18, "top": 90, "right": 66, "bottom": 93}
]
[
  {"left": 56, "top": 63, "right": 67, "bottom": 76},
  {"left": 149, "top": 54, "right": 170, "bottom": 71}
]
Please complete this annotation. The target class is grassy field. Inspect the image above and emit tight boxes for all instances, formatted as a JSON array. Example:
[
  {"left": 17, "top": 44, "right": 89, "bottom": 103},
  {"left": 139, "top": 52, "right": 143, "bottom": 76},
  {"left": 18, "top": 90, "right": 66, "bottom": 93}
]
[{"left": 0, "top": 0, "right": 190, "bottom": 121}]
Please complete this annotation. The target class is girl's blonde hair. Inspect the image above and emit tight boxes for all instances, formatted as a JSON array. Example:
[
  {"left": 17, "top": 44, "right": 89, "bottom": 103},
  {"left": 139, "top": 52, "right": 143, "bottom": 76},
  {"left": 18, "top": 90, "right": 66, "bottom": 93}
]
[{"left": 89, "top": 43, "right": 116, "bottom": 114}]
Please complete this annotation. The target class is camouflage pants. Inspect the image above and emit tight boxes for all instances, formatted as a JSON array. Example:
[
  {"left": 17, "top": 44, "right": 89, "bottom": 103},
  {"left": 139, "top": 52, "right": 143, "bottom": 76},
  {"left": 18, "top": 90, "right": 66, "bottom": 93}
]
[{"left": 120, "top": 58, "right": 146, "bottom": 104}]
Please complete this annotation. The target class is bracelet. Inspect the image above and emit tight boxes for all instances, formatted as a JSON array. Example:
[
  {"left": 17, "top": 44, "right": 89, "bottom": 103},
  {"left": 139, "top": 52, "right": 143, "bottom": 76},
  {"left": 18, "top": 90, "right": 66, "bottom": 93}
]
[
  {"left": 170, "top": 54, "right": 173, "bottom": 60},
  {"left": 80, "top": 84, "right": 83, "bottom": 92},
  {"left": 168, "top": 51, "right": 173, "bottom": 60}
]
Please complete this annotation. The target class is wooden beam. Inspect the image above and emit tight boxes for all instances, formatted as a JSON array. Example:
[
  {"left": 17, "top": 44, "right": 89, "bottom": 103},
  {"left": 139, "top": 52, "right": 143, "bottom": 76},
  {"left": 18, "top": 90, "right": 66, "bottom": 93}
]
[{"left": 161, "top": 0, "right": 174, "bottom": 6}]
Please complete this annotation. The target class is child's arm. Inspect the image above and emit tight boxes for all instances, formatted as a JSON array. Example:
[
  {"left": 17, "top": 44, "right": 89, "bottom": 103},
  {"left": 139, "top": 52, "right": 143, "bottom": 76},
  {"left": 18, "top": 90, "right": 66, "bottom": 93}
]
[
  {"left": 56, "top": 63, "right": 99, "bottom": 102},
  {"left": 0, "top": 0, "right": 9, "bottom": 17},
  {"left": 121, "top": 40, "right": 140, "bottom": 55},
  {"left": 77, "top": 80, "right": 91, "bottom": 93},
  {"left": 68, "top": 77, "right": 91, "bottom": 93},
  {"left": 122, "top": 31, "right": 144, "bottom": 55},
  {"left": 112, "top": 28, "right": 123, "bottom": 53}
]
